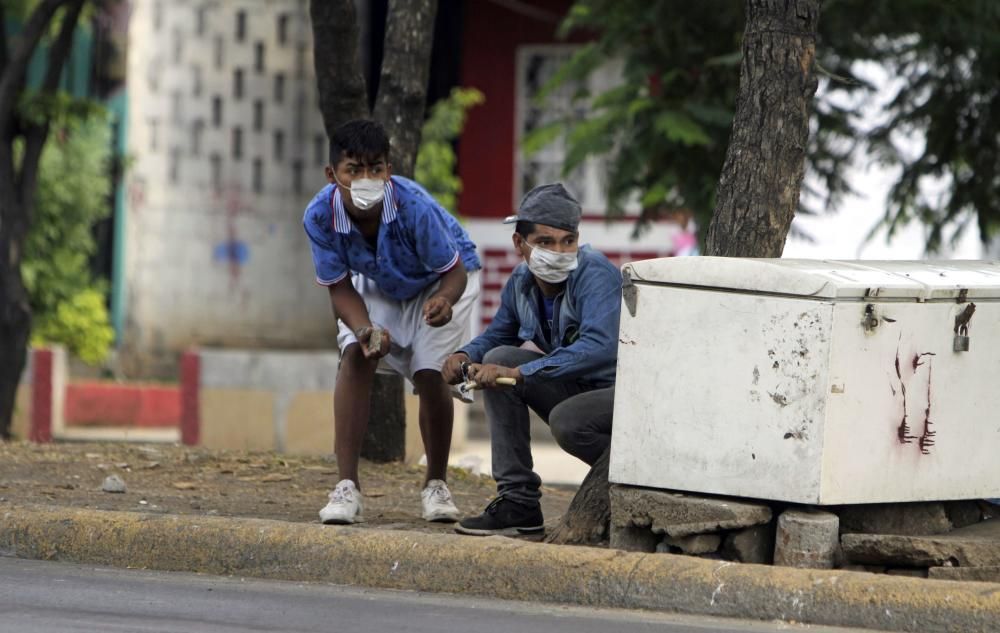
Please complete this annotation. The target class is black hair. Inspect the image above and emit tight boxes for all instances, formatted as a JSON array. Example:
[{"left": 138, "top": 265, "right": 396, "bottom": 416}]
[
  {"left": 329, "top": 119, "right": 391, "bottom": 166},
  {"left": 514, "top": 220, "right": 537, "bottom": 237}
]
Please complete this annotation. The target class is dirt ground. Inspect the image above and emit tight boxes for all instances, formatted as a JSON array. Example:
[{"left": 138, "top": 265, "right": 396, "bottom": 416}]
[{"left": 0, "top": 441, "right": 576, "bottom": 537}]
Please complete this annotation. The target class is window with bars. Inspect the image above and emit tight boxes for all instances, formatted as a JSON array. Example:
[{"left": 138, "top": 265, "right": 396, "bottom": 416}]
[
  {"left": 274, "top": 73, "right": 285, "bottom": 103},
  {"left": 233, "top": 68, "right": 244, "bottom": 99},
  {"left": 235, "top": 10, "right": 246, "bottom": 42},
  {"left": 172, "top": 28, "right": 183, "bottom": 63},
  {"left": 277, "top": 14, "right": 289, "bottom": 45},
  {"left": 273, "top": 130, "right": 285, "bottom": 161},
  {"left": 292, "top": 159, "right": 303, "bottom": 194},
  {"left": 254, "top": 42, "right": 265, "bottom": 73},
  {"left": 191, "top": 120, "right": 204, "bottom": 156},
  {"left": 210, "top": 153, "right": 222, "bottom": 191},
  {"left": 232, "top": 127, "right": 243, "bottom": 160},
  {"left": 253, "top": 100, "right": 264, "bottom": 132},
  {"left": 168, "top": 147, "right": 181, "bottom": 183},
  {"left": 212, "top": 97, "right": 222, "bottom": 127},
  {"left": 149, "top": 119, "right": 159, "bottom": 151},
  {"left": 171, "top": 91, "right": 183, "bottom": 124},
  {"left": 252, "top": 158, "right": 263, "bottom": 193},
  {"left": 514, "top": 45, "right": 625, "bottom": 215},
  {"left": 314, "top": 135, "right": 326, "bottom": 166},
  {"left": 214, "top": 36, "right": 224, "bottom": 69}
]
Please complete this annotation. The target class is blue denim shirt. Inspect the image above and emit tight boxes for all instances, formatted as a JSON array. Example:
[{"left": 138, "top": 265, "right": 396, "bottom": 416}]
[
  {"left": 303, "top": 176, "right": 480, "bottom": 301},
  {"left": 460, "top": 245, "right": 622, "bottom": 387}
]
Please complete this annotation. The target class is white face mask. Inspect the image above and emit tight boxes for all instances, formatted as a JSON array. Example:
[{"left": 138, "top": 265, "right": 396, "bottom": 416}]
[
  {"left": 347, "top": 178, "right": 386, "bottom": 210},
  {"left": 527, "top": 244, "right": 578, "bottom": 283}
]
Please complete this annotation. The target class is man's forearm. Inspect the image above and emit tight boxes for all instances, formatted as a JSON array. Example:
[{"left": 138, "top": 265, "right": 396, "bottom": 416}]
[
  {"left": 328, "top": 281, "right": 371, "bottom": 332},
  {"left": 432, "top": 260, "right": 467, "bottom": 305}
]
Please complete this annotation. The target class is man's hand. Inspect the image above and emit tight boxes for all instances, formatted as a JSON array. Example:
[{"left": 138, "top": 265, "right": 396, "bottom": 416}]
[
  {"left": 423, "top": 295, "right": 453, "bottom": 327},
  {"left": 467, "top": 363, "right": 522, "bottom": 389},
  {"left": 355, "top": 326, "right": 392, "bottom": 359},
  {"left": 442, "top": 352, "right": 469, "bottom": 385}
]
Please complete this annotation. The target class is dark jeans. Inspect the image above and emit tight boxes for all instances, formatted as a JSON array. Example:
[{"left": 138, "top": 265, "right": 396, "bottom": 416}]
[{"left": 482, "top": 346, "right": 614, "bottom": 507}]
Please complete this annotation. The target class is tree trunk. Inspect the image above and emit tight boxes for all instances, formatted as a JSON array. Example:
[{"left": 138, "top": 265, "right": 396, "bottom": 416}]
[
  {"left": 545, "top": 446, "right": 611, "bottom": 545},
  {"left": 372, "top": 0, "right": 438, "bottom": 178},
  {"left": 309, "top": 0, "right": 369, "bottom": 140},
  {"left": 0, "top": 199, "right": 31, "bottom": 440},
  {"left": 361, "top": 370, "right": 406, "bottom": 462},
  {"left": 310, "top": 0, "right": 437, "bottom": 462},
  {"left": 0, "top": 0, "right": 84, "bottom": 439},
  {"left": 551, "top": 0, "right": 822, "bottom": 544},
  {"left": 704, "top": 0, "right": 821, "bottom": 258}
]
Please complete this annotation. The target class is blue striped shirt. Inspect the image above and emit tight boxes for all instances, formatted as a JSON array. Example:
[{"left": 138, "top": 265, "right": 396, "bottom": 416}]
[{"left": 303, "top": 176, "right": 480, "bottom": 301}]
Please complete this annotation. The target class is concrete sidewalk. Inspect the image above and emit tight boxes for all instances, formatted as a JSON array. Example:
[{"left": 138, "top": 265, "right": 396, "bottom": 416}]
[
  {"left": 450, "top": 439, "right": 591, "bottom": 486},
  {"left": 2, "top": 504, "right": 999, "bottom": 632}
]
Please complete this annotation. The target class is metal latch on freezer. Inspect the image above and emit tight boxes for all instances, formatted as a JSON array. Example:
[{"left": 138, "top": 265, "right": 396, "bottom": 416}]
[
  {"left": 953, "top": 302, "right": 976, "bottom": 352},
  {"left": 622, "top": 269, "right": 638, "bottom": 317}
]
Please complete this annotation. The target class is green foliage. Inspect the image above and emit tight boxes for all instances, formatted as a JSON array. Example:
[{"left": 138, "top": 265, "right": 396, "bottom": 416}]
[
  {"left": 818, "top": 0, "right": 1000, "bottom": 252},
  {"left": 534, "top": 0, "right": 1000, "bottom": 253},
  {"left": 415, "top": 87, "right": 485, "bottom": 214},
  {"left": 523, "top": 0, "right": 744, "bottom": 238},
  {"left": 22, "top": 114, "right": 114, "bottom": 365},
  {"left": 32, "top": 288, "right": 113, "bottom": 365}
]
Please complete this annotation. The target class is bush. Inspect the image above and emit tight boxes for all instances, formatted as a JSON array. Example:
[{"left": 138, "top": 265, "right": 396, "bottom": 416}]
[
  {"left": 32, "top": 288, "right": 114, "bottom": 365},
  {"left": 415, "top": 87, "right": 485, "bottom": 215},
  {"left": 22, "top": 115, "right": 114, "bottom": 365}
]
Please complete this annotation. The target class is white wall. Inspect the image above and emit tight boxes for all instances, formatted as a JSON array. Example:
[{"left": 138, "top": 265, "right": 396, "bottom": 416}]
[{"left": 124, "top": 0, "right": 333, "bottom": 374}]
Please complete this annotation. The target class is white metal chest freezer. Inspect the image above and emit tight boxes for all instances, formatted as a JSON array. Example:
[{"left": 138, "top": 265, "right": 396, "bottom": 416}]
[{"left": 609, "top": 258, "right": 1000, "bottom": 505}]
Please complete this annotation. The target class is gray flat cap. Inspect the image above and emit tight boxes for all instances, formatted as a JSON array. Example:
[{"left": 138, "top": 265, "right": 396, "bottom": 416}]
[{"left": 503, "top": 183, "right": 581, "bottom": 232}]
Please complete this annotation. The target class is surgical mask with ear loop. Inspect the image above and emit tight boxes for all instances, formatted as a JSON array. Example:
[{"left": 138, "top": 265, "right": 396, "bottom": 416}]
[
  {"left": 337, "top": 177, "right": 386, "bottom": 210},
  {"left": 526, "top": 244, "right": 579, "bottom": 283}
]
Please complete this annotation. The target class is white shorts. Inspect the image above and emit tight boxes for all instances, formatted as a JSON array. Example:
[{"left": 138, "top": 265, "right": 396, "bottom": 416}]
[{"left": 337, "top": 270, "right": 480, "bottom": 380}]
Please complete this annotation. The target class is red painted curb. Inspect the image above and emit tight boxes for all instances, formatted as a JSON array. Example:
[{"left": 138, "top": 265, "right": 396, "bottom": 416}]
[
  {"left": 64, "top": 383, "right": 181, "bottom": 428},
  {"left": 29, "top": 349, "right": 53, "bottom": 442},
  {"left": 180, "top": 350, "right": 200, "bottom": 446}
]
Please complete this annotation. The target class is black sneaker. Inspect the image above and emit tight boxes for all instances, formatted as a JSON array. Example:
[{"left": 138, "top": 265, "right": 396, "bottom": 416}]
[{"left": 454, "top": 496, "right": 544, "bottom": 536}]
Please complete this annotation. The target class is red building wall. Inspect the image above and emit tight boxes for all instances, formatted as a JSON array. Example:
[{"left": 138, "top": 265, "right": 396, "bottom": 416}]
[{"left": 457, "top": 0, "right": 577, "bottom": 219}]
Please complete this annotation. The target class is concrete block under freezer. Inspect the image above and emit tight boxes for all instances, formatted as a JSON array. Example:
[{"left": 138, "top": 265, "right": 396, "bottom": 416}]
[{"left": 609, "top": 258, "right": 1000, "bottom": 505}]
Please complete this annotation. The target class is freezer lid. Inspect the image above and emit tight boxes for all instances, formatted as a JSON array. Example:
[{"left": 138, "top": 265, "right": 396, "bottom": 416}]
[{"left": 623, "top": 257, "right": 1000, "bottom": 300}]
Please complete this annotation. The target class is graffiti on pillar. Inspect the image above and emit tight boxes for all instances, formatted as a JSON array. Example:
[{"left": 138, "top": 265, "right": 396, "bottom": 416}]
[{"left": 212, "top": 184, "right": 254, "bottom": 289}]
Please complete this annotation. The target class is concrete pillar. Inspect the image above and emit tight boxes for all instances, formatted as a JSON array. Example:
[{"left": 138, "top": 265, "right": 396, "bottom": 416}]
[
  {"left": 773, "top": 509, "right": 839, "bottom": 569},
  {"left": 659, "top": 533, "right": 721, "bottom": 555},
  {"left": 180, "top": 350, "right": 200, "bottom": 446},
  {"left": 609, "top": 525, "right": 658, "bottom": 553},
  {"left": 722, "top": 524, "right": 774, "bottom": 564},
  {"left": 29, "top": 346, "right": 66, "bottom": 442}
]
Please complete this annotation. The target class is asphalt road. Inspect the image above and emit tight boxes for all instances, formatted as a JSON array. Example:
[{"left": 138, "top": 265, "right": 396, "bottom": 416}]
[{"left": 0, "top": 556, "right": 868, "bottom": 633}]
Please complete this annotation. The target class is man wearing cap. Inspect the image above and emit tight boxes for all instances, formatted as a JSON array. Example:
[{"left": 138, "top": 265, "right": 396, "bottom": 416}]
[{"left": 443, "top": 183, "right": 622, "bottom": 536}]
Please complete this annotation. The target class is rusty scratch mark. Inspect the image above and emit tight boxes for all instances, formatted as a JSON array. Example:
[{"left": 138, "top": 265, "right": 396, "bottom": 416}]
[
  {"left": 895, "top": 339, "right": 917, "bottom": 444},
  {"left": 769, "top": 392, "right": 789, "bottom": 407},
  {"left": 919, "top": 360, "right": 936, "bottom": 455},
  {"left": 912, "top": 352, "right": 936, "bottom": 371}
]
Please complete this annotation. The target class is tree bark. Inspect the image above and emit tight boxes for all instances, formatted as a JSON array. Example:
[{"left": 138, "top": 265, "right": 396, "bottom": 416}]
[
  {"left": 0, "top": 0, "right": 82, "bottom": 439},
  {"left": 372, "top": 0, "right": 438, "bottom": 178},
  {"left": 310, "top": 1, "right": 437, "bottom": 462},
  {"left": 361, "top": 371, "right": 406, "bottom": 462},
  {"left": 704, "top": 0, "right": 821, "bottom": 258},
  {"left": 545, "top": 446, "right": 611, "bottom": 545},
  {"left": 309, "top": 0, "right": 369, "bottom": 141},
  {"left": 0, "top": 196, "right": 31, "bottom": 440}
]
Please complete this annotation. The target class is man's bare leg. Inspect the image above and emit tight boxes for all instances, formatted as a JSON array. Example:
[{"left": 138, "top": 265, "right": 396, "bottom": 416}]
[
  {"left": 333, "top": 343, "right": 379, "bottom": 489},
  {"left": 412, "top": 368, "right": 453, "bottom": 485}
]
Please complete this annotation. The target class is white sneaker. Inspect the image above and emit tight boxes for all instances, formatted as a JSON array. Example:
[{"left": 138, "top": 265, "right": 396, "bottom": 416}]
[
  {"left": 422, "top": 479, "right": 460, "bottom": 523},
  {"left": 319, "top": 479, "right": 363, "bottom": 524}
]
